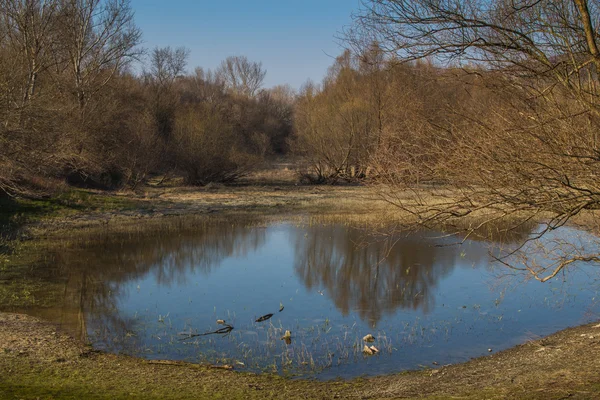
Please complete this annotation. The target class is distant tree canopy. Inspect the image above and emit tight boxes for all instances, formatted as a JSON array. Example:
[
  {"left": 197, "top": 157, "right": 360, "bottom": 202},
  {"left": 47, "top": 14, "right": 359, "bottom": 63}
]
[
  {"left": 216, "top": 55, "right": 267, "bottom": 97},
  {"left": 0, "top": 1, "right": 293, "bottom": 195},
  {"left": 293, "top": 47, "right": 462, "bottom": 184}
]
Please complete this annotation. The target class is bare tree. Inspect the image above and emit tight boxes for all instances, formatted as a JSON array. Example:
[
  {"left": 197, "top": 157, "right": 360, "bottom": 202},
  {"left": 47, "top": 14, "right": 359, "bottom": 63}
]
[
  {"left": 57, "top": 0, "right": 142, "bottom": 111},
  {"left": 0, "top": 2, "right": 291, "bottom": 195},
  {"left": 173, "top": 103, "right": 256, "bottom": 185},
  {"left": 216, "top": 55, "right": 266, "bottom": 97},
  {"left": 347, "top": 0, "right": 600, "bottom": 282},
  {"left": 186, "top": 67, "right": 227, "bottom": 105},
  {"left": 0, "top": 0, "right": 59, "bottom": 116},
  {"left": 257, "top": 84, "right": 295, "bottom": 153},
  {"left": 0, "top": 0, "right": 66, "bottom": 196},
  {"left": 146, "top": 46, "right": 189, "bottom": 141},
  {"left": 294, "top": 50, "right": 392, "bottom": 183},
  {"left": 148, "top": 46, "right": 188, "bottom": 88}
]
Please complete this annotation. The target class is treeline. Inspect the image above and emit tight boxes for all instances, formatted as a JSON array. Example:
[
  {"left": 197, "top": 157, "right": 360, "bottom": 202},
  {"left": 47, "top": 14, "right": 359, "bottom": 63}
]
[
  {"left": 0, "top": 0, "right": 293, "bottom": 197},
  {"left": 295, "top": 41, "right": 600, "bottom": 203},
  {"left": 294, "top": 46, "right": 497, "bottom": 185},
  {"left": 0, "top": 0, "right": 509, "bottom": 198}
]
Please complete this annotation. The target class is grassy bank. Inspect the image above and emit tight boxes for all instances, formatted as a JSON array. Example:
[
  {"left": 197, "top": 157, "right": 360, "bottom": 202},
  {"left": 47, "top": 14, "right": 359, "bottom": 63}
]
[{"left": 0, "top": 183, "right": 392, "bottom": 235}]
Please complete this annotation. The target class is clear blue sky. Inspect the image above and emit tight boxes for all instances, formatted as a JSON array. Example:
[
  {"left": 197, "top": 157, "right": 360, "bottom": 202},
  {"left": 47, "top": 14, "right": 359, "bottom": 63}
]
[{"left": 130, "top": 0, "right": 361, "bottom": 90}]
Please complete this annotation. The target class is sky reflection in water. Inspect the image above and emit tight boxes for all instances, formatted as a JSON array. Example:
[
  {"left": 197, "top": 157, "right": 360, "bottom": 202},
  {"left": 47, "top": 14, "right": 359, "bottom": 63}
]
[{"left": 21, "top": 218, "right": 600, "bottom": 379}]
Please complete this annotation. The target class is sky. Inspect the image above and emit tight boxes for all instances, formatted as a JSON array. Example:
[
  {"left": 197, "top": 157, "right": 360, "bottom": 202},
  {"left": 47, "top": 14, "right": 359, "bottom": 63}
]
[{"left": 129, "top": 0, "right": 362, "bottom": 90}]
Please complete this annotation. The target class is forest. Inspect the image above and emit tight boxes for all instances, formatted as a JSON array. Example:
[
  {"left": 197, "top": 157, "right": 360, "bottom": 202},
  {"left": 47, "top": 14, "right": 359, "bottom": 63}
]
[{"left": 0, "top": 0, "right": 295, "bottom": 194}]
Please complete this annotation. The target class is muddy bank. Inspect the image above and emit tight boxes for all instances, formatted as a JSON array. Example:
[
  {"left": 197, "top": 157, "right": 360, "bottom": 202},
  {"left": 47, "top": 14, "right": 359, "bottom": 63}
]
[
  {"left": 1, "top": 312, "right": 600, "bottom": 399},
  {"left": 8, "top": 184, "right": 392, "bottom": 237}
]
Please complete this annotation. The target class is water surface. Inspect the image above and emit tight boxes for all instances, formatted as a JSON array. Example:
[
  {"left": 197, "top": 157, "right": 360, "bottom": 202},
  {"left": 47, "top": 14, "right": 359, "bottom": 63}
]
[{"left": 6, "top": 217, "right": 600, "bottom": 379}]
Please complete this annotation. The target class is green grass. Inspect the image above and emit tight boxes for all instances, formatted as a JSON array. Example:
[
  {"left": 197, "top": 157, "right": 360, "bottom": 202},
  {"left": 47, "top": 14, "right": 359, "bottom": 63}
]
[
  {"left": 2, "top": 359, "right": 598, "bottom": 400},
  {"left": 1, "top": 189, "right": 145, "bottom": 224},
  {"left": 0, "top": 189, "right": 147, "bottom": 254},
  {"left": 2, "top": 189, "right": 143, "bottom": 218},
  {"left": 0, "top": 356, "right": 360, "bottom": 400}
]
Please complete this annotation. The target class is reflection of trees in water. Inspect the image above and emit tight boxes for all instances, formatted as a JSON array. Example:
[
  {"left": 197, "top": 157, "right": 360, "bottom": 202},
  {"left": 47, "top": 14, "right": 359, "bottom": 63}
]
[
  {"left": 71, "top": 221, "right": 266, "bottom": 284},
  {"left": 293, "top": 225, "right": 494, "bottom": 326},
  {"left": 104, "top": 223, "right": 266, "bottom": 287},
  {"left": 17, "top": 217, "right": 538, "bottom": 342},
  {"left": 37, "top": 220, "right": 267, "bottom": 341}
]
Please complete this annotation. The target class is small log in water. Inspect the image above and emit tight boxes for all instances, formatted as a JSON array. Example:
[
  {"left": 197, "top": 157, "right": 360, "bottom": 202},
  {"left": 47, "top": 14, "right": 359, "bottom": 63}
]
[
  {"left": 178, "top": 325, "right": 234, "bottom": 340},
  {"left": 255, "top": 313, "right": 273, "bottom": 322}
]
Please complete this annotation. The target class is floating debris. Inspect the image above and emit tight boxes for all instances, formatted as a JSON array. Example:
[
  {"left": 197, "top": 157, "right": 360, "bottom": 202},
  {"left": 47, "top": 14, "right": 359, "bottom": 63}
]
[
  {"left": 209, "top": 364, "right": 234, "bottom": 371},
  {"left": 363, "top": 334, "right": 375, "bottom": 343},
  {"left": 178, "top": 325, "right": 234, "bottom": 340},
  {"left": 213, "top": 325, "right": 234, "bottom": 335},
  {"left": 279, "top": 303, "right": 284, "bottom": 312},
  {"left": 363, "top": 345, "right": 379, "bottom": 355},
  {"left": 255, "top": 313, "right": 273, "bottom": 323},
  {"left": 281, "top": 330, "right": 292, "bottom": 344},
  {"left": 216, "top": 319, "right": 226, "bottom": 325}
]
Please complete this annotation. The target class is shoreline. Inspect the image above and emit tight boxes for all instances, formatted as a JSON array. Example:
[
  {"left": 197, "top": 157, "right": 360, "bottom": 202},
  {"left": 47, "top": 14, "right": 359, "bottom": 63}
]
[
  {"left": 2, "top": 184, "right": 600, "bottom": 398},
  {"left": 1, "top": 312, "right": 599, "bottom": 399}
]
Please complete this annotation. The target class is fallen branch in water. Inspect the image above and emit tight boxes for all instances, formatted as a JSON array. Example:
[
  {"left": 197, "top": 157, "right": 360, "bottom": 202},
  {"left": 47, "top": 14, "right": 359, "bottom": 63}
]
[
  {"left": 178, "top": 325, "right": 234, "bottom": 340},
  {"left": 255, "top": 314, "right": 273, "bottom": 323}
]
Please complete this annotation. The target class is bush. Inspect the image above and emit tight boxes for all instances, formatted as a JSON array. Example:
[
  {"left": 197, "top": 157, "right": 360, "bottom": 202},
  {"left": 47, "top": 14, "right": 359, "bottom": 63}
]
[{"left": 173, "top": 105, "right": 257, "bottom": 185}]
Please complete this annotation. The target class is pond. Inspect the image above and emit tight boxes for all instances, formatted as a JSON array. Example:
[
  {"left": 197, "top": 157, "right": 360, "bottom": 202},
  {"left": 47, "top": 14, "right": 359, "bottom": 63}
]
[{"left": 4, "top": 216, "right": 600, "bottom": 379}]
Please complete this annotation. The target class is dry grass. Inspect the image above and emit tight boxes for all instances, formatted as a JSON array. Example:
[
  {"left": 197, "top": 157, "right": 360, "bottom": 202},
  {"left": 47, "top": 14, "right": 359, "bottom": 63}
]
[{"left": 19, "top": 182, "right": 399, "bottom": 238}]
